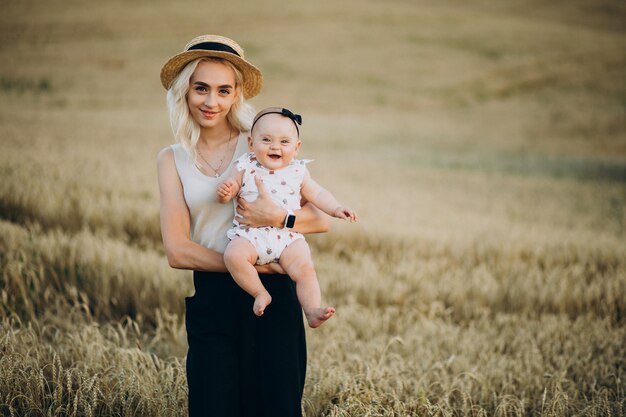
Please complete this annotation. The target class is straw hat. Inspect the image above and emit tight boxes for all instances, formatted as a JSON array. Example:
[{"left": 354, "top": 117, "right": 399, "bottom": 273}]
[{"left": 160, "top": 34, "right": 263, "bottom": 98}]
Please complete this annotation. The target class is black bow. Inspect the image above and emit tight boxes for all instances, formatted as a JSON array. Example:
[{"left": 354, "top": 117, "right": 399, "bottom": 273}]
[
  {"left": 281, "top": 108, "right": 302, "bottom": 126},
  {"left": 251, "top": 107, "right": 303, "bottom": 135}
]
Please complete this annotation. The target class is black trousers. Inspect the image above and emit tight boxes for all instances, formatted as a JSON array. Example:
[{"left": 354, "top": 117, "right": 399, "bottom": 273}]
[{"left": 185, "top": 271, "right": 306, "bottom": 417}]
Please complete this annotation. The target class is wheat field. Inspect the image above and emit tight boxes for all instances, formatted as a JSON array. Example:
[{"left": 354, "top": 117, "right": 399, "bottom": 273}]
[{"left": 1, "top": 0, "right": 625, "bottom": 416}]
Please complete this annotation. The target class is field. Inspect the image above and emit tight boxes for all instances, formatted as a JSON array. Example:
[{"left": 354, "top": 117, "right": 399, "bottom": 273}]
[{"left": 1, "top": 0, "right": 625, "bottom": 415}]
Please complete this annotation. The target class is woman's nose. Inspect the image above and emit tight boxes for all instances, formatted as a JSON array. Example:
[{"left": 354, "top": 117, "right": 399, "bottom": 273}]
[{"left": 203, "top": 93, "right": 216, "bottom": 107}]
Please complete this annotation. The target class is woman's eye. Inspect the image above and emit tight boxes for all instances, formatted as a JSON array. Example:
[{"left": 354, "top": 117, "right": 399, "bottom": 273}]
[
  {"left": 195, "top": 86, "right": 207, "bottom": 92},
  {"left": 219, "top": 89, "right": 231, "bottom": 95}
]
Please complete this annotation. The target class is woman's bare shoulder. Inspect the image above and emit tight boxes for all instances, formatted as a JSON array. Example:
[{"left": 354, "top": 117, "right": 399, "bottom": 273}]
[
  {"left": 157, "top": 145, "right": 174, "bottom": 159},
  {"left": 157, "top": 146, "right": 175, "bottom": 167}
]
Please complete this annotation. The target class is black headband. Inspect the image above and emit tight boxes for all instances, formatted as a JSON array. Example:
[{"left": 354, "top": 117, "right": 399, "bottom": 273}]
[
  {"left": 251, "top": 108, "right": 303, "bottom": 135},
  {"left": 187, "top": 42, "right": 241, "bottom": 57}
]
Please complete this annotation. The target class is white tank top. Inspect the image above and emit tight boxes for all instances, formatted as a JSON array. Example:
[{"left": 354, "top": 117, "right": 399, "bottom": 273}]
[{"left": 171, "top": 133, "right": 249, "bottom": 253}]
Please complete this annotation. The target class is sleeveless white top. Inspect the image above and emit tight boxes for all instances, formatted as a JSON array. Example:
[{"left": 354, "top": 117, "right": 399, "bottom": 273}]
[{"left": 171, "top": 133, "right": 249, "bottom": 253}]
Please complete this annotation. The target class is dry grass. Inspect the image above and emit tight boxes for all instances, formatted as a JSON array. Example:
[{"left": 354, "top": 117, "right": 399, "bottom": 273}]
[{"left": 1, "top": 0, "right": 625, "bottom": 415}]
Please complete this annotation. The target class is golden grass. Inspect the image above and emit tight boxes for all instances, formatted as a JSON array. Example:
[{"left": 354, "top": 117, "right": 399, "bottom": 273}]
[
  {"left": 1, "top": 315, "right": 187, "bottom": 417},
  {"left": 1, "top": 0, "right": 625, "bottom": 415}
]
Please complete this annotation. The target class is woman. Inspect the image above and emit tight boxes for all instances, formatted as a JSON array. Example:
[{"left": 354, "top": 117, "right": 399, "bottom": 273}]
[{"left": 156, "top": 35, "right": 329, "bottom": 417}]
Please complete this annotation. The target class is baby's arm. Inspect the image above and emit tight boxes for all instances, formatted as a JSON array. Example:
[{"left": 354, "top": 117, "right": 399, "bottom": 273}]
[
  {"left": 217, "top": 167, "right": 244, "bottom": 203},
  {"left": 300, "top": 169, "right": 357, "bottom": 222}
]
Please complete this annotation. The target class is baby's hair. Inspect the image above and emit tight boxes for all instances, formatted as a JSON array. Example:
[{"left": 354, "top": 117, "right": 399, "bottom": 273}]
[{"left": 251, "top": 107, "right": 302, "bottom": 136}]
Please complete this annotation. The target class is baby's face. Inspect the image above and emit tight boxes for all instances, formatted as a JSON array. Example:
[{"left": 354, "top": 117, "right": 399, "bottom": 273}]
[{"left": 248, "top": 114, "right": 301, "bottom": 171}]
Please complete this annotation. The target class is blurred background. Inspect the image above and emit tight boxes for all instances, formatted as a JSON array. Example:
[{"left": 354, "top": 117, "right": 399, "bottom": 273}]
[{"left": 1, "top": 0, "right": 625, "bottom": 416}]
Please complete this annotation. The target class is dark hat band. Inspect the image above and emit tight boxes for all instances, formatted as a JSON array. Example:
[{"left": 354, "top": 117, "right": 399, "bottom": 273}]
[{"left": 187, "top": 42, "right": 241, "bottom": 57}]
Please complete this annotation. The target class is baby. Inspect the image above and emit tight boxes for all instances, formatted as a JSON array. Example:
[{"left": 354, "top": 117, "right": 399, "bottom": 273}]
[{"left": 217, "top": 107, "right": 357, "bottom": 328}]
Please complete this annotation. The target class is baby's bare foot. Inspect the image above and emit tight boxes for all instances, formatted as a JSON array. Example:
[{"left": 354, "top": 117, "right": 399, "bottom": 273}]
[
  {"left": 253, "top": 291, "right": 272, "bottom": 316},
  {"left": 306, "top": 307, "right": 335, "bottom": 328}
]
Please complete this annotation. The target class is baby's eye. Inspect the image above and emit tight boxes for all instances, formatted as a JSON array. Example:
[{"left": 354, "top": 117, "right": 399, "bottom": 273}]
[
  {"left": 281, "top": 139, "right": 290, "bottom": 144},
  {"left": 261, "top": 137, "right": 271, "bottom": 143}
]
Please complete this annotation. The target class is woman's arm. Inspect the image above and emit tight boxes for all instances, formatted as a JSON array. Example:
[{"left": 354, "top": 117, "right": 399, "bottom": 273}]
[
  {"left": 235, "top": 176, "right": 330, "bottom": 234},
  {"left": 157, "top": 147, "right": 228, "bottom": 272}
]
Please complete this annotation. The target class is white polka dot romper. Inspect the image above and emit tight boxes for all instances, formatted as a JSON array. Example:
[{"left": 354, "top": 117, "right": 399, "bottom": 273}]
[{"left": 226, "top": 152, "right": 311, "bottom": 265}]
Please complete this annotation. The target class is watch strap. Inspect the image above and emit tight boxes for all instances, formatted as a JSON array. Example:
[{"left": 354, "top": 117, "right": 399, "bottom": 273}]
[{"left": 284, "top": 210, "right": 296, "bottom": 229}]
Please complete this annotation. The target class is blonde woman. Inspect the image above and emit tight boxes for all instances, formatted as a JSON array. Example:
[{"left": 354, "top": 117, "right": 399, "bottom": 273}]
[{"left": 156, "top": 35, "right": 329, "bottom": 417}]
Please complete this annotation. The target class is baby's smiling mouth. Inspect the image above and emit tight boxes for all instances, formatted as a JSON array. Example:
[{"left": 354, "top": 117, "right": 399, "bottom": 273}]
[{"left": 269, "top": 154, "right": 281, "bottom": 160}]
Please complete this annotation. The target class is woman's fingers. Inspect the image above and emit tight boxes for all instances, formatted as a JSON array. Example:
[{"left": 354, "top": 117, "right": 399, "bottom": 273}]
[
  {"left": 254, "top": 175, "right": 268, "bottom": 197},
  {"left": 237, "top": 196, "right": 248, "bottom": 209},
  {"left": 235, "top": 200, "right": 246, "bottom": 222}
]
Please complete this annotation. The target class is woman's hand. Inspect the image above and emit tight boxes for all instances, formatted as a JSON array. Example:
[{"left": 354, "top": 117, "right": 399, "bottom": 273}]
[
  {"left": 255, "top": 262, "right": 287, "bottom": 275},
  {"left": 236, "top": 176, "right": 285, "bottom": 228}
]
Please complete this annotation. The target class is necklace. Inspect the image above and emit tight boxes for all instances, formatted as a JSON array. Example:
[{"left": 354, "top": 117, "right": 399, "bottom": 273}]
[{"left": 198, "top": 128, "right": 236, "bottom": 177}]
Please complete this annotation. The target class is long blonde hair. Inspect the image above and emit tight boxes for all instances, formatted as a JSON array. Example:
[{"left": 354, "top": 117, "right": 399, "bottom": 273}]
[{"left": 166, "top": 57, "right": 255, "bottom": 166}]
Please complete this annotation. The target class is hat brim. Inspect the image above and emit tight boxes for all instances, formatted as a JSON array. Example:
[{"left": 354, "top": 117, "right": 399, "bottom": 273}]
[{"left": 160, "top": 50, "right": 263, "bottom": 99}]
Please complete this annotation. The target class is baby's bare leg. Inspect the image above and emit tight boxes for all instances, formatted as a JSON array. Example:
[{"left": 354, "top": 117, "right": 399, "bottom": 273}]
[
  {"left": 224, "top": 237, "right": 271, "bottom": 316},
  {"left": 279, "top": 239, "right": 335, "bottom": 328}
]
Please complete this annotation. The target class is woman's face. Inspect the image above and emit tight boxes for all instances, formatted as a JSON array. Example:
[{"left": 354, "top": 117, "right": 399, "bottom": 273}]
[{"left": 186, "top": 60, "right": 238, "bottom": 130}]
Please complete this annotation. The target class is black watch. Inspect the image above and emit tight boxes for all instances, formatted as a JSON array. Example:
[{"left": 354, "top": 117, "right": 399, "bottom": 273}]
[{"left": 284, "top": 210, "right": 296, "bottom": 229}]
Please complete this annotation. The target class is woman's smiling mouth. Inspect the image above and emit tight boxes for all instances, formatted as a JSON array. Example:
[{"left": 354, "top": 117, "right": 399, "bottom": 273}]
[{"left": 200, "top": 109, "right": 217, "bottom": 118}]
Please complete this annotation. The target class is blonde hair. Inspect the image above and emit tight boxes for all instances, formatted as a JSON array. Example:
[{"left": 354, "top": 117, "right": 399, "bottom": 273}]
[{"left": 166, "top": 57, "right": 255, "bottom": 166}]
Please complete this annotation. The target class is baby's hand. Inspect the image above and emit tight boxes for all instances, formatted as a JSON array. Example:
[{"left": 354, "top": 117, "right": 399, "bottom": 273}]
[
  {"left": 217, "top": 179, "right": 236, "bottom": 203},
  {"left": 333, "top": 206, "right": 358, "bottom": 223}
]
